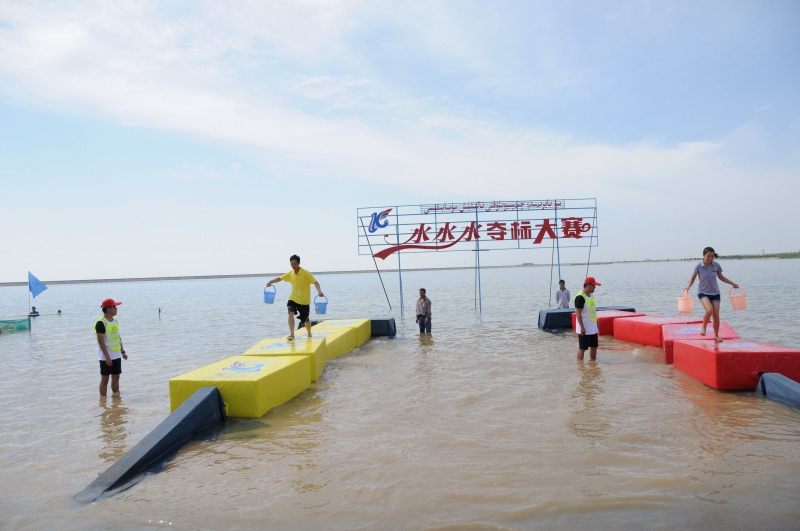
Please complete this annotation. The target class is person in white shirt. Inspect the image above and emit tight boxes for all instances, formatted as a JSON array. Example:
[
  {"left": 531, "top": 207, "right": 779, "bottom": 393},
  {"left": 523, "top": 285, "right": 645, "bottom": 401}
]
[{"left": 555, "top": 280, "right": 571, "bottom": 309}]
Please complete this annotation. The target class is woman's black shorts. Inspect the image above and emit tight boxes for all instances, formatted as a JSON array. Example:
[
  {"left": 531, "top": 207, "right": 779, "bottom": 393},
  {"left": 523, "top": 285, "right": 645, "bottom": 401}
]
[
  {"left": 287, "top": 300, "right": 310, "bottom": 325},
  {"left": 698, "top": 293, "right": 721, "bottom": 302},
  {"left": 99, "top": 358, "right": 122, "bottom": 375}
]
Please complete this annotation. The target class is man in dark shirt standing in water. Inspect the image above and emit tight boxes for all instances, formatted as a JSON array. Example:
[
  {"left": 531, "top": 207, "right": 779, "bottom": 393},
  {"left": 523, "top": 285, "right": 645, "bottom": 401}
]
[{"left": 416, "top": 288, "right": 432, "bottom": 334}]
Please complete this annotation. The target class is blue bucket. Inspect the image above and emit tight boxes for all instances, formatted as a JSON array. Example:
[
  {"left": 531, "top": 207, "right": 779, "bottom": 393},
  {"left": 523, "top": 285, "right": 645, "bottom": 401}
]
[
  {"left": 314, "top": 295, "right": 328, "bottom": 315},
  {"left": 263, "top": 285, "right": 277, "bottom": 304}
]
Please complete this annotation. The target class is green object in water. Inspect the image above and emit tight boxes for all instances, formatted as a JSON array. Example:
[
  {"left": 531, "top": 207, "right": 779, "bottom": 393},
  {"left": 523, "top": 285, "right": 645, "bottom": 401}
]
[{"left": 0, "top": 317, "right": 31, "bottom": 333}]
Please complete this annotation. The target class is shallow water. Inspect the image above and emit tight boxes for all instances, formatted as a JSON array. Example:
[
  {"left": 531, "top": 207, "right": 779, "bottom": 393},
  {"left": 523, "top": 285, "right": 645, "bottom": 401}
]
[{"left": 1, "top": 259, "right": 799, "bottom": 530}]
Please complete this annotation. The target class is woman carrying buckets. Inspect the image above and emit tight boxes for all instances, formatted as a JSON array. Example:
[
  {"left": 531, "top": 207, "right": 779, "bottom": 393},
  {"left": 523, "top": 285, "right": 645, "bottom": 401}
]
[{"left": 685, "top": 247, "right": 740, "bottom": 343}]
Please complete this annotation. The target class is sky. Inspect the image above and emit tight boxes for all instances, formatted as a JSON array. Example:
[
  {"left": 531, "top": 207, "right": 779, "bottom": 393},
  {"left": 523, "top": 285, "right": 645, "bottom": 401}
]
[{"left": 1, "top": 0, "right": 798, "bottom": 282}]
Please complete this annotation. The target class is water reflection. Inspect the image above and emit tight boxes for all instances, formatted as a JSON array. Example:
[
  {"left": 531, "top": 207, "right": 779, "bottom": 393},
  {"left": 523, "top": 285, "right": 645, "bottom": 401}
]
[
  {"left": 97, "top": 396, "right": 129, "bottom": 462},
  {"left": 567, "top": 362, "right": 610, "bottom": 441}
]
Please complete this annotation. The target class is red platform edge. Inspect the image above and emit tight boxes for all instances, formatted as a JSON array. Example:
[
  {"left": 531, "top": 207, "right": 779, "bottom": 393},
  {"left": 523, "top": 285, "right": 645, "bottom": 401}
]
[
  {"left": 613, "top": 315, "right": 703, "bottom": 347},
  {"left": 673, "top": 339, "right": 800, "bottom": 390},
  {"left": 661, "top": 322, "right": 740, "bottom": 364},
  {"left": 571, "top": 310, "right": 646, "bottom": 336}
]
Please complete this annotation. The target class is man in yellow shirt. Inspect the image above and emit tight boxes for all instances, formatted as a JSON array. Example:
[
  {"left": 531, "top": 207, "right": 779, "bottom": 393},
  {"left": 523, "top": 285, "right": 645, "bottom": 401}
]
[{"left": 267, "top": 255, "right": 324, "bottom": 340}]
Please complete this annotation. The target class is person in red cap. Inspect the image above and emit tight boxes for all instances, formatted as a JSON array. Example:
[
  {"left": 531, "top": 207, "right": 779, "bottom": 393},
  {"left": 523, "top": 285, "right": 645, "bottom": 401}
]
[
  {"left": 574, "top": 277, "right": 601, "bottom": 361},
  {"left": 95, "top": 298, "right": 127, "bottom": 397}
]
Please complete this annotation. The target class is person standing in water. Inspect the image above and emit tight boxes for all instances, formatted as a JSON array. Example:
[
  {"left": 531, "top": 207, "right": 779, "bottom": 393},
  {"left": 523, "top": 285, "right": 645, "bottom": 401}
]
[
  {"left": 575, "top": 277, "right": 601, "bottom": 361},
  {"left": 555, "top": 280, "right": 571, "bottom": 309},
  {"left": 266, "top": 255, "right": 324, "bottom": 340},
  {"left": 96, "top": 298, "right": 127, "bottom": 397},
  {"left": 685, "top": 246, "right": 739, "bottom": 342},
  {"left": 416, "top": 288, "right": 432, "bottom": 334}
]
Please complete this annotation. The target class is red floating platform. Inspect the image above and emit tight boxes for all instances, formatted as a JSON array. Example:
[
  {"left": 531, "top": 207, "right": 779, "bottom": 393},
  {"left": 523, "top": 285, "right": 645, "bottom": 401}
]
[
  {"left": 613, "top": 315, "right": 702, "bottom": 347},
  {"left": 572, "top": 310, "right": 645, "bottom": 336},
  {"left": 674, "top": 339, "right": 800, "bottom": 390},
  {"left": 661, "top": 322, "right": 739, "bottom": 364}
]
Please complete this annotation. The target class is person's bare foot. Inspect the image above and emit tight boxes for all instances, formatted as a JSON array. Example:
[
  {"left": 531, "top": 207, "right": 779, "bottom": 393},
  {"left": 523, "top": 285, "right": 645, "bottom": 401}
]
[
  {"left": 715, "top": 336, "right": 723, "bottom": 343},
  {"left": 699, "top": 327, "right": 707, "bottom": 336},
  {"left": 306, "top": 321, "right": 312, "bottom": 337},
  {"left": 287, "top": 334, "right": 294, "bottom": 340}
]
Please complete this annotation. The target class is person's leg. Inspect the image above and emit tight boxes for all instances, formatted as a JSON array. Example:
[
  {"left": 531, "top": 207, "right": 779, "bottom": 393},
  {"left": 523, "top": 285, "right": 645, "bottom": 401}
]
[
  {"left": 589, "top": 347, "right": 597, "bottom": 361},
  {"left": 111, "top": 374, "right": 120, "bottom": 395},
  {"left": 418, "top": 315, "right": 424, "bottom": 333},
  {"left": 699, "top": 296, "right": 713, "bottom": 335},
  {"left": 99, "top": 375, "right": 109, "bottom": 396},
  {"left": 287, "top": 310, "right": 295, "bottom": 338},
  {"left": 425, "top": 318, "right": 431, "bottom": 333},
  {"left": 712, "top": 300, "right": 722, "bottom": 341},
  {"left": 299, "top": 305, "right": 311, "bottom": 337},
  {"left": 577, "top": 348, "right": 585, "bottom": 361}
]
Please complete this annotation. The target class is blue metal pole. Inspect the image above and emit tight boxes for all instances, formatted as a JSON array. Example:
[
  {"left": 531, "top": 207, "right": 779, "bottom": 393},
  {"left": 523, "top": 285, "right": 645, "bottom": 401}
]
[
  {"left": 554, "top": 199, "right": 562, "bottom": 281},
  {"left": 395, "top": 207, "right": 403, "bottom": 315},
  {"left": 476, "top": 208, "right": 482, "bottom": 312}
]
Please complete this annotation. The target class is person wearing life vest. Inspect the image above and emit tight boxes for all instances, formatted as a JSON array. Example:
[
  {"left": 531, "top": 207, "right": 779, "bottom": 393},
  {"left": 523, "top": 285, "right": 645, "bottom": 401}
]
[
  {"left": 96, "top": 298, "right": 127, "bottom": 397},
  {"left": 574, "top": 277, "right": 601, "bottom": 361}
]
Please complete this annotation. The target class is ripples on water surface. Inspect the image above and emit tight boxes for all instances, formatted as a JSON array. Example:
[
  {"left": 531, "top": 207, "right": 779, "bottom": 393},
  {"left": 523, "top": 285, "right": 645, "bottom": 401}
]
[{"left": 1, "top": 260, "right": 799, "bottom": 530}]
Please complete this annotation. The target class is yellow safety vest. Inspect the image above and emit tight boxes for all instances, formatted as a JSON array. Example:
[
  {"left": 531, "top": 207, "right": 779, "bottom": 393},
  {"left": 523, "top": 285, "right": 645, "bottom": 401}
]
[
  {"left": 574, "top": 290, "right": 598, "bottom": 334},
  {"left": 96, "top": 317, "right": 122, "bottom": 353}
]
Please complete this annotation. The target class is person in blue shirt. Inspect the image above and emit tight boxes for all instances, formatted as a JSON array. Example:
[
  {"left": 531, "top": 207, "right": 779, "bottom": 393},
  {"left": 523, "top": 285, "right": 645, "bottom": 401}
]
[{"left": 685, "top": 246, "right": 739, "bottom": 342}]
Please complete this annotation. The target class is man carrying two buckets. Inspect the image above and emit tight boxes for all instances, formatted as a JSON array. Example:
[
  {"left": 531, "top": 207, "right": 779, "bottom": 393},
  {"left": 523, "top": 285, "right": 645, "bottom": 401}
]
[{"left": 266, "top": 255, "right": 325, "bottom": 340}]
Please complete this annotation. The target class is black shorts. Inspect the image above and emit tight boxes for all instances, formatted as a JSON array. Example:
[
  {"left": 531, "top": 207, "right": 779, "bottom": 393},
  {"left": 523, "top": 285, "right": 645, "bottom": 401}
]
[
  {"left": 287, "top": 300, "right": 310, "bottom": 325},
  {"left": 698, "top": 293, "right": 721, "bottom": 302},
  {"left": 578, "top": 333, "right": 599, "bottom": 350},
  {"left": 99, "top": 358, "right": 122, "bottom": 375}
]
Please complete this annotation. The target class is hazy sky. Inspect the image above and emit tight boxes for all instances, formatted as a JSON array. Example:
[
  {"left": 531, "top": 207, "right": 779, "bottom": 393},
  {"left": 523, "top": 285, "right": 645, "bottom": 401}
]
[{"left": 1, "top": 1, "right": 798, "bottom": 282}]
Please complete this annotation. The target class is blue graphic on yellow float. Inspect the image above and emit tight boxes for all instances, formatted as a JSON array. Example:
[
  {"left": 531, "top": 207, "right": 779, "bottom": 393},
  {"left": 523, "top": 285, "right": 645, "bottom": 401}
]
[
  {"left": 169, "top": 355, "right": 311, "bottom": 418},
  {"left": 313, "top": 319, "right": 371, "bottom": 348},
  {"left": 297, "top": 326, "right": 356, "bottom": 359},
  {"left": 242, "top": 337, "right": 328, "bottom": 382}
]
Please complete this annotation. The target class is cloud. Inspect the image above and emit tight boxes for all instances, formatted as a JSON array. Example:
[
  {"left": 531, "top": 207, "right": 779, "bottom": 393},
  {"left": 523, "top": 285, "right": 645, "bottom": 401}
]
[{"left": 0, "top": 1, "right": 796, "bottom": 205}]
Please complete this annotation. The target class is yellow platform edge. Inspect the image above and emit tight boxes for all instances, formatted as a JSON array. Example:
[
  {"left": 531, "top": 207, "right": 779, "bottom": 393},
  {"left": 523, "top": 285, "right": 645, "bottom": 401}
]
[
  {"left": 242, "top": 337, "right": 327, "bottom": 382},
  {"left": 169, "top": 355, "right": 311, "bottom": 418},
  {"left": 313, "top": 319, "right": 371, "bottom": 347},
  {"left": 303, "top": 326, "right": 356, "bottom": 359}
]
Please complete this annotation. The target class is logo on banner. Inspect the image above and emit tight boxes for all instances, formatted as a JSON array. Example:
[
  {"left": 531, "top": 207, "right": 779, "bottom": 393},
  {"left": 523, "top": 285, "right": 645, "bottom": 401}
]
[{"left": 368, "top": 208, "right": 392, "bottom": 233}]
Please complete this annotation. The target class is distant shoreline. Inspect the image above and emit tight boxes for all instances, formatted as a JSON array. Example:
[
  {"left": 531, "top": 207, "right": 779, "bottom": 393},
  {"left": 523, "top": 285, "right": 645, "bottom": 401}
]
[{"left": 1, "top": 253, "right": 797, "bottom": 287}]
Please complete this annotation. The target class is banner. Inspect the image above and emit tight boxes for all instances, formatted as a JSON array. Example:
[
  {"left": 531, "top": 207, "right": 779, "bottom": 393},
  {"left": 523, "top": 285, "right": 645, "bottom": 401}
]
[{"left": 357, "top": 198, "right": 597, "bottom": 259}]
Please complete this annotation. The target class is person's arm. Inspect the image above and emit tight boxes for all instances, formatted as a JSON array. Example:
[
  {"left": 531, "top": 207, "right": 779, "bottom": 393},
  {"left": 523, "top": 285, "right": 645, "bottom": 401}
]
[
  {"left": 97, "top": 332, "right": 113, "bottom": 367},
  {"left": 685, "top": 273, "right": 697, "bottom": 292},
  {"left": 314, "top": 281, "right": 323, "bottom": 297},
  {"left": 425, "top": 299, "right": 431, "bottom": 322},
  {"left": 266, "top": 277, "right": 282, "bottom": 287},
  {"left": 717, "top": 272, "right": 739, "bottom": 289},
  {"left": 119, "top": 336, "right": 127, "bottom": 360}
]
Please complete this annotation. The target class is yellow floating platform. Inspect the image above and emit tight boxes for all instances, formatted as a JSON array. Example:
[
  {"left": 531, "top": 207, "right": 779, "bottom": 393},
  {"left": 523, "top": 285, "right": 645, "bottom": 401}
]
[
  {"left": 298, "top": 325, "right": 355, "bottom": 359},
  {"left": 313, "top": 319, "right": 371, "bottom": 347},
  {"left": 242, "top": 337, "right": 327, "bottom": 382},
  {"left": 169, "top": 355, "right": 310, "bottom": 418}
]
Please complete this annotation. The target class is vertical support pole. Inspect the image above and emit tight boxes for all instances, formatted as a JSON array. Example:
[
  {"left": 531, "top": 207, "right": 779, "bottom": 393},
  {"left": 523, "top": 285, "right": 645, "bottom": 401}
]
[
  {"left": 475, "top": 207, "right": 482, "bottom": 313},
  {"left": 554, "top": 199, "right": 562, "bottom": 282},
  {"left": 395, "top": 207, "right": 403, "bottom": 315}
]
